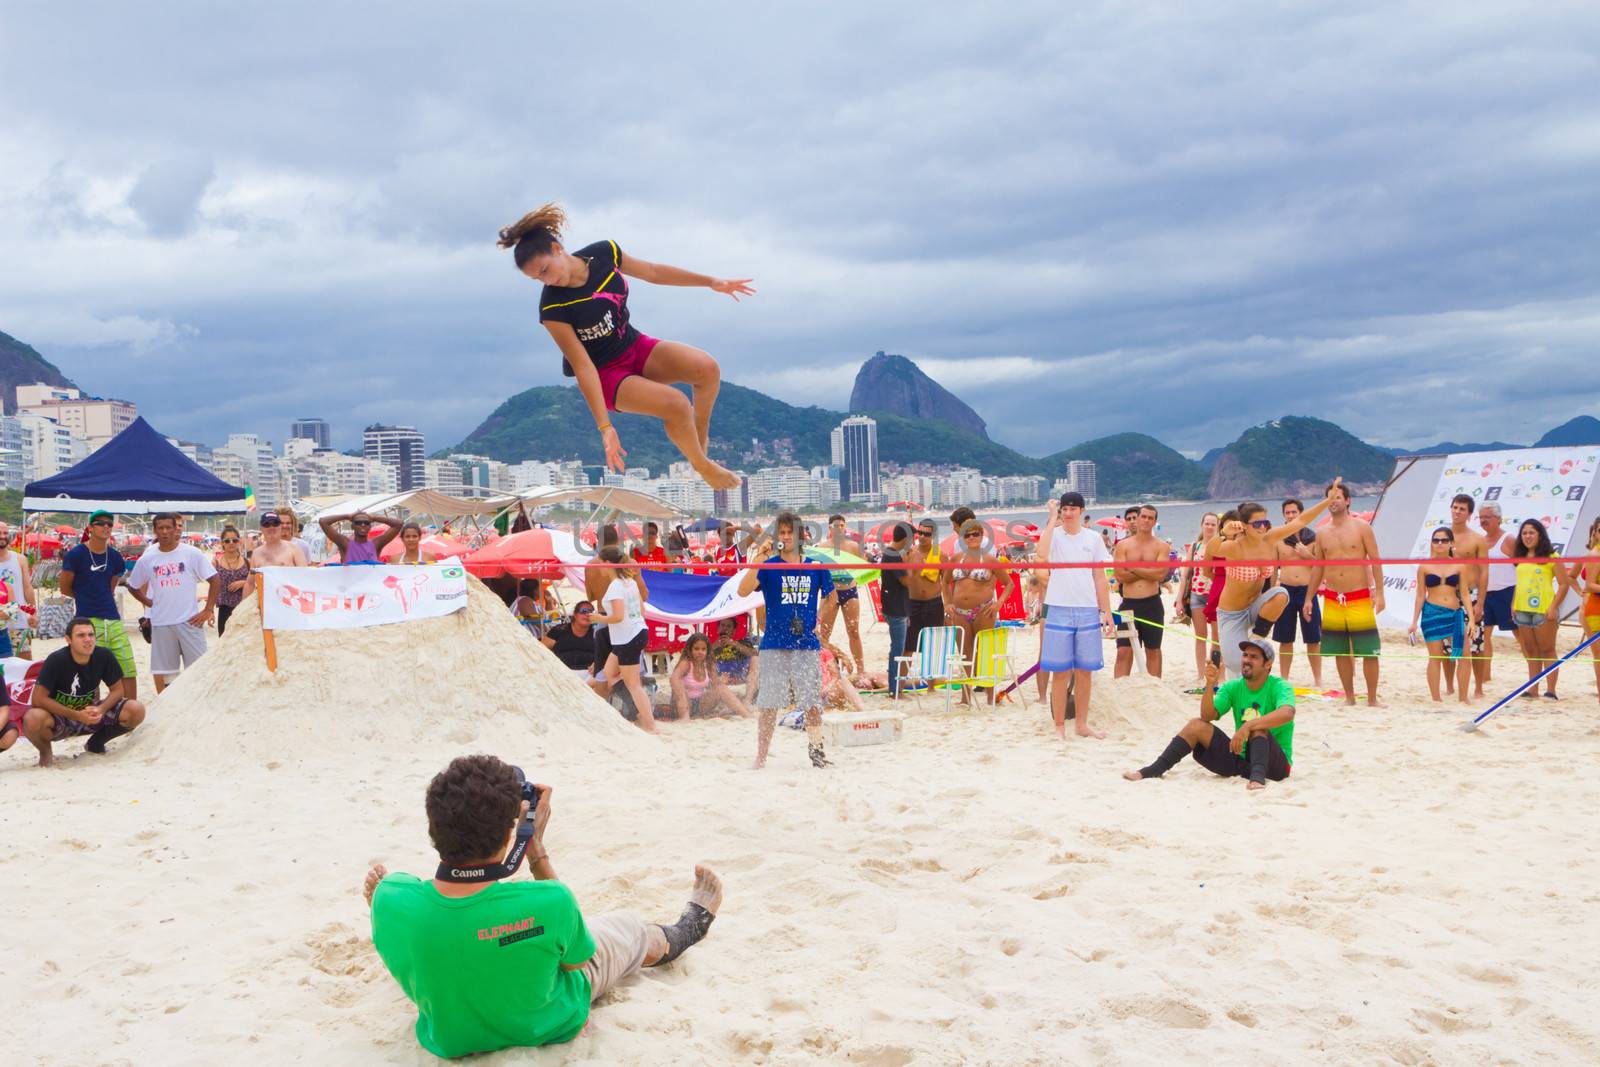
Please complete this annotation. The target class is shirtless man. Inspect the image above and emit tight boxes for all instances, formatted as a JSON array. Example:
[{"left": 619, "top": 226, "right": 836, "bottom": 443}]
[
  {"left": 817, "top": 514, "right": 867, "bottom": 681},
  {"left": 902, "top": 520, "right": 946, "bottom": 689},
  {"left": 1111, "top": 504, "right": 1172, "bottom": 677},
  {"left": 1446, "top": 494, "right": 1489, "bottom": 696},
  {"left": 1272, "top": 498, "right": 1323, "bottom": 686},
  {"left": 1307, "top": 482, "right": 1384, "bottom": 706},
  {"left": 251, "top": 512, "right": 309, "bottom": 567}
]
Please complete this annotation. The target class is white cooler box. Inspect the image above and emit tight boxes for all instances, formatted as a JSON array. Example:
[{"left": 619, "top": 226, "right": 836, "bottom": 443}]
[{"left": 821, "top": 710, "right": 905, "bottom": 748}]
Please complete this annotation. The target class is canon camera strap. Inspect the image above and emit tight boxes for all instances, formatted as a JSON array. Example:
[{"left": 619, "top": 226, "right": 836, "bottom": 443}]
[{"left": 435, "top": 810, "right": 536, "bottom": 884}]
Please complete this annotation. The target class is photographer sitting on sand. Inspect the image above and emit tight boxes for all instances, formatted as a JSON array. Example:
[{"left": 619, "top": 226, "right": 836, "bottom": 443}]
[{"left": 363, "top": 755, "right": 721, "bottom": 1058}]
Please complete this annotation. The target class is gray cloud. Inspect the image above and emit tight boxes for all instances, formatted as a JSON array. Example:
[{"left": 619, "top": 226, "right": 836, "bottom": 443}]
[{"left": 0, "top": 1, "right": 1597, "bottom": 458}]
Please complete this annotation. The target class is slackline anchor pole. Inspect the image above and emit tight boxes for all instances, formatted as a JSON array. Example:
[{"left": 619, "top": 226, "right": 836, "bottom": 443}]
[{"left": 257, "top": 573, "right": 277, "bottom": 673}]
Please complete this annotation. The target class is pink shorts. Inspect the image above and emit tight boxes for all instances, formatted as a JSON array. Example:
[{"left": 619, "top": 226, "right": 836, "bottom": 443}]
[{"left": 599, "top": 333, "right": 661, "bottom": 411}]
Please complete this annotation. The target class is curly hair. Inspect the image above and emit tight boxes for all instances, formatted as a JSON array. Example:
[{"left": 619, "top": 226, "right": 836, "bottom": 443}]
[
  {"left": 497, "top": 203, "right": 567, "bottom": 271},
  {"left": 425, "top": 755, "right": 522, "bottom": 864}
]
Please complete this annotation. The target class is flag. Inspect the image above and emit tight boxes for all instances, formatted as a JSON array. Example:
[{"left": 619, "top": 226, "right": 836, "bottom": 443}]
[{"left": 244, "top": 486, "right": 257, "bottom": 512}]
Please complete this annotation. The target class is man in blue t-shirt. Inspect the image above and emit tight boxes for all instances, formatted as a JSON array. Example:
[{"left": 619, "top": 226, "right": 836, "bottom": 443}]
[
  {"left": 58, "top": 510, "right": 139, "bottom": 701},
  {"left": 738, "top": 509, "right": 836, "bottom": 770},
  {"left": 1122, "top": 638, "right": 1296, "bottom": 790}
]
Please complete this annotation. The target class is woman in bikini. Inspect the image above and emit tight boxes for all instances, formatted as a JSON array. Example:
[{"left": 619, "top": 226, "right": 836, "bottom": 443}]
[
  {"left": 942, "top": 520, "right": 1008, "bottom": 706},
  {"left": 668, "top": 633, "right": 751, "bottom": 721},
  {"left": 1570, "top": 517, "right": 1600, "bottom": 702},
  {"left": 1210, "top": 479, "right": 1342, "bottom": 673},
  {"left": 498, "top": 203, "right": 752, "bottom": 489},
  {"left": 1408, "top": 526, "right": 1471, "bottom": 703}
]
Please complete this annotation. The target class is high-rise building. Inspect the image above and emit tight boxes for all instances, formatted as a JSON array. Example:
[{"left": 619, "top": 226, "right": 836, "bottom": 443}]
[
  {"left": 363, "top": 424, "right": 425, "bottom": 490},
  {"left": 220, "top": 433, "right": 279, "bottom": 509},
  {"left": 1064, "top": 460, "right": 1097, "bottom": 502},
  {"left": 290, "top": 417, "right": 331, "bottom": 450},
  {"left": 837, "top": 415, "right": 879, "bottom": 502},
  {"left": 830, "top": 426, "right": 845, "bottom": 467}
]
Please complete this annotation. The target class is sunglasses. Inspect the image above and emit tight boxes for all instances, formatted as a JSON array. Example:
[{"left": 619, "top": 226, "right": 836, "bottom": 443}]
[
  {"left": 1431, "top": 537, "right": 1452, "bottom": 544},
  {"left": 1250, "top": 519, "right": 1272, "bottom": 529},
  {"left": 90, "top": 520, "right": 113, "bottom": 527},
  {"left": 222, "top": 538, "right": 239, "bottom": 544},
  {"left": 917, "top": 530, "right": 934, "bottom": 537},
  {"left": 576, "top": 607, "right": 594, "bottom": 614}
]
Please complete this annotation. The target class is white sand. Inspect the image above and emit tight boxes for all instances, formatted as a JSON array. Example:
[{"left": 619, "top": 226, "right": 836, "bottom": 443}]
[{"left": 4, "top": 588, "right": 1598, "bottom": 1066}]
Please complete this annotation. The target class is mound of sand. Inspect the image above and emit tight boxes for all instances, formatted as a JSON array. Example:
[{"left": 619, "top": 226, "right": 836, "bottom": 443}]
[
  {"left": 145, "top": 575, "right": 644, "bottom": 765},
  {"left": 1090, "top": 672, "right": 1196, "bottom": 735}
]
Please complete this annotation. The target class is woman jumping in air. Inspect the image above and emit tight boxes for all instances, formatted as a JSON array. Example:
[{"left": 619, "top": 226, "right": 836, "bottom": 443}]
[{"left": 498, "top": 203, "right": 752, "bottom": 489}]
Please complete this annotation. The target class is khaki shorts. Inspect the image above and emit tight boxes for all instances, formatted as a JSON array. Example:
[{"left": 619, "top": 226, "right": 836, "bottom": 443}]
[{"left": 581, "top": 911, "right": 650, "bottom": 1001}]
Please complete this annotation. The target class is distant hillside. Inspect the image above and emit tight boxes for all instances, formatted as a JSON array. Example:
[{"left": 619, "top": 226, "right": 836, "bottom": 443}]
[
  {"left": 1042, "top": 433, "right": 1210, "bottom": 500},
  {"left": 1390, "top": 440, "right": 1526, "bottom": 456},
  {"left": 1209, "top": 416, "right": 1393, "bottom": 498},
  {"left": 850, "top": 351, "right": 988, "bottom": 439},
  {"left": 1535, "top": 416, "right": 1600, "bottom": 448},
  {"left": 0, "top": 330, "right": 79, "bottom": 413}
]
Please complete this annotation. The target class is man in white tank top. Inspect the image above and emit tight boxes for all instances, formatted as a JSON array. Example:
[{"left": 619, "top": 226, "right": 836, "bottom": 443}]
[{"left": 1475, "top": 502, "right": 1518, "bottom": 691}]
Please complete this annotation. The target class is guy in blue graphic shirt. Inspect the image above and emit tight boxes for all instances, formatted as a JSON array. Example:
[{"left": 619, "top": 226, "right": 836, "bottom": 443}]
[{"left": 738, "top": 510, "right": 836, "bottom": 769}]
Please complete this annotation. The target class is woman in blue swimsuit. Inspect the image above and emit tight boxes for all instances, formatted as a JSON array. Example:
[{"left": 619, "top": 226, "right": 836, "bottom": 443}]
[
  {"left": 1408, "top": 526, "right": 1470, "bottom": 704},
  {"left": 498, "top": 203, "right": 752, "bottom": 490}
]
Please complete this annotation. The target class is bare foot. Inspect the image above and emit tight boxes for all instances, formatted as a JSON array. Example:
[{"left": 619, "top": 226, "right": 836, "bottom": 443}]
[
  {"left": 363, "top": 863, "right": 388, "bottom": 906},
  {"left": 1344, "top": 696, "right": 1357, "bottom": 707},
  {"left": 1246, "top": 780, "right": 1267, "bottom": 792},
  {"left": 1121, "top": 769, "right": 1145, "bottom": 781},
  {"left": 1053, "top": 723, "right": 1067, "bottom": 740},
  {"left": 1075, "top": 727, "right": 1107, "bottom": 739},
  {"left": 696, "top": 462, "right": 741, "bottom": 490},
  {"left": 1366, "top": 698, "right": 1386, "bottom": 708},
  {"left": 751, "top": 756, "right": 766, "bottom": 770},
  {"left": 689, "top": 864, "right": 723, "bottom": 916}
]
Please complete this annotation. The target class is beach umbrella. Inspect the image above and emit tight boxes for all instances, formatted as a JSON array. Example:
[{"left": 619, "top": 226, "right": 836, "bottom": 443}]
[
  {"left": 806, "top": 545, "right": 879, "bottom": 586},
  {"left": 1095, "top": 517, "right": 1127, "bottom": 530},
  {"left": 683, "top": 517, "right": 722, "bottom": 533},
  {"left": 463, "top": 528, "right": 571, "bottom": 580},
  {"left": 53, "top": 523, "right": 78, "bottom": 535},
  {"left": 886, "top": 501, "right": 923, "bottom": 511}
]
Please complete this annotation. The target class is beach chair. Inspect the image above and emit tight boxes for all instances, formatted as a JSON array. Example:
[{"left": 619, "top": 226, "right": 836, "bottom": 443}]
[
  {"left": 894, "top": 625, "right": 966, "bottom": 711},
  {"left": 952, "top": 627, "right": 1027, "bottom": 708}
]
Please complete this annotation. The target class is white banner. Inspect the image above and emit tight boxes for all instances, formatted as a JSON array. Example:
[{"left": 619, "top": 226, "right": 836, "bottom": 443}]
[
  {"left": 260, "top": 562, "right": 470, "bottom": 631},
  {"left": 1378, "top": 448, "right": 1598, "bottom": 628}
]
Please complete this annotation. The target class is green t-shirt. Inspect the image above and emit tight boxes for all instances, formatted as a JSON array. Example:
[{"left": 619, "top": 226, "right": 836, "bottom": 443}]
[
  {"left": 370, "top": 874, "right": 596, "bottom": 1058},
  {"left": 1212, "top": 674, "right": 1296, "bottom": 764}
]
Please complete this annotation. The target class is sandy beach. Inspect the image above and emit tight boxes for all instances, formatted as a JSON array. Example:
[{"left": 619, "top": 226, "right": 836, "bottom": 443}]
[{"left": 4, "top": 585, "right": 1598, "bottom": 1067}]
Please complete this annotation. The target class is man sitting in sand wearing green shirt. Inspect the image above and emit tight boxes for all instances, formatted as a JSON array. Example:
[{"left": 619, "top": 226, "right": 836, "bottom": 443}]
[
  {"left": 363, "top": 755, "right": 722, "bottom": 1058},
  {"left": 1121, "top": 637, "right": 1296, "bottom": 791}
]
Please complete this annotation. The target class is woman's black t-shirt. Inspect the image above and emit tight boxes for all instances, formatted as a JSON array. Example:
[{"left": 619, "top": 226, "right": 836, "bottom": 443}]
[
  {"left": 539, "top": 240, "right": 641, "bottom": 374},
  {"left": 544, "top": 624, "right": 597, "bottom": 671}
]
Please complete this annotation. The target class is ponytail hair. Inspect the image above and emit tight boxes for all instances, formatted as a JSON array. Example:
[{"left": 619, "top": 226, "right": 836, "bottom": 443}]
[{"left": 497, "top": 203, "right": 567, "bottom": 271}]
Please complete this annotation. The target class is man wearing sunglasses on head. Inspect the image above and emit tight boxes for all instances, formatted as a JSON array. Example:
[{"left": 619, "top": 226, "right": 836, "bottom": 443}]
[
  {"left": 59, "top": 510, "right": 139, "bottom": 701},
  {"left": 1110, "top": 504, "right": 1173, "bottom": 678},
  {"left": 1209, "top": 480, "right": 1342, "bottom": 674},
  {"left": 319, "top": 509, "right": 406, "bottom": 565}
]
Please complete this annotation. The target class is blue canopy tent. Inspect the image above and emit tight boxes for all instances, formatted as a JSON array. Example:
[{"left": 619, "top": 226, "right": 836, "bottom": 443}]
[{"left": 23, "top": 416, "right": 249, "bottom": 514}]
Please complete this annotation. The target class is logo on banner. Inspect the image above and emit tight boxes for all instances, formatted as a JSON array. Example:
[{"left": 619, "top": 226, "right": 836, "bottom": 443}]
[
  {"left": 1561, "top": 460, "right": 1577, "bottom": 475},
  {"left": 1484, "top": 486, "right": 1502, "bottom": 500}
]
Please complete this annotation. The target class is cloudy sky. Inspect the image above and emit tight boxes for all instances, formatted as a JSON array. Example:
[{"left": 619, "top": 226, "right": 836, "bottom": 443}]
[{"left": 3, "top": 2, "right": 1597, "bottom": 460}]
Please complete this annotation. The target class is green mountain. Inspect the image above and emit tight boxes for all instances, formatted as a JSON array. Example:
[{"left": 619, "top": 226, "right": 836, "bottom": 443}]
[
  {"left": 1042, "top": 433, "right": 1211, "bottom": 500},
  {"left": 1208, "top": 416, "right": 1394, "bottom": 498},
  {"left": 0, "top": 330, "right": 79, "bottom": 413},
  {"left": 1534, "top": 416, "right": 1600, "bottom": 448}
]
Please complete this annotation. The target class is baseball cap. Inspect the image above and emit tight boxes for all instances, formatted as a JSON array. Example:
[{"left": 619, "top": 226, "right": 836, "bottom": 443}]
[
  {"left": 1239, "top": 637, "right": 1275, "bottom": 664},
  {"left": 260, "top": 513, "right": 282, "bottom": 527},
  {"left": 87, "top": 509, "right": 115, "bottom": 526},
  {"left": 1058, "top": 492, "right": 1086, "bottom": 509}
]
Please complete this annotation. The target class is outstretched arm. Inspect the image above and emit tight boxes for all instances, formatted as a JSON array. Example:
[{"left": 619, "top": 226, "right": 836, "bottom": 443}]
[{"left": 618, "top": 252, "right": 754, "bottom": 300}]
